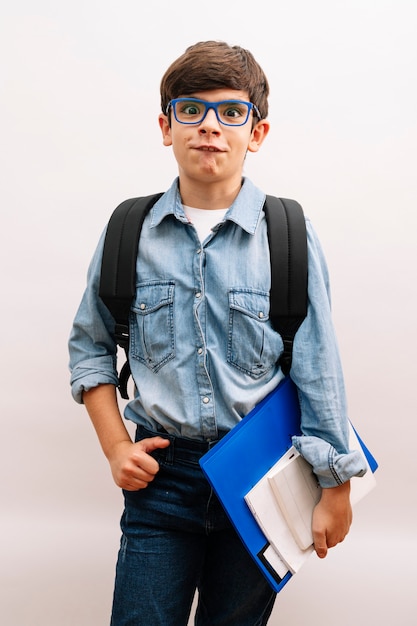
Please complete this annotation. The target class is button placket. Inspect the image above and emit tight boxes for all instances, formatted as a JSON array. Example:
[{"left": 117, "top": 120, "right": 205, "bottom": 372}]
[{"left": 193, "top": 246, "right": 217, "bottom": 439}]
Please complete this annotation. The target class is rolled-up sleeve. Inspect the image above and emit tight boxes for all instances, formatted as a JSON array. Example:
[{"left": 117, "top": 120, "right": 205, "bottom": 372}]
[
  {"left": 290, "top": 219, "right": 367, "bottom": 487},
  {"left": 68, "top": 231, "right": 119, "bottom": 404}
]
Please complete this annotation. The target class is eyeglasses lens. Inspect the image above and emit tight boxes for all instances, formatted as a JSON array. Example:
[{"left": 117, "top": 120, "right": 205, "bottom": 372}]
[{"left": 173, "top": 100, "right": 251, "bottom": 126}]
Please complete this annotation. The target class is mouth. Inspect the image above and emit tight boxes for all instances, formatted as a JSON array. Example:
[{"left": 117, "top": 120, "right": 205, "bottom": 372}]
[{"left": 195, "top": 145, "right": 222, "bottom": 152}]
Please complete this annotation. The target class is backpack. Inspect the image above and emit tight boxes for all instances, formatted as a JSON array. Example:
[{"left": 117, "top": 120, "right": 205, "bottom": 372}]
[{"left": 99, "top": 193, "right": 308, "bottom": 399}]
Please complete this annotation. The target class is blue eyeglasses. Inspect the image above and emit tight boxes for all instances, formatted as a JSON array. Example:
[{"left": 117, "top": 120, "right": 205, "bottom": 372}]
[{"left": 166, "top": 98, "right": 261, "bottom": 127}]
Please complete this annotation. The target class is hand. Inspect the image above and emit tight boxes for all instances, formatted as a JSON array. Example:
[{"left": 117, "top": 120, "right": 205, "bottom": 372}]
[
  {"left": 108, "top": 436, "right": 171, "bottom": 491},
  {"left": 312, "top": 481, "right": 352, "bottom": 559}
]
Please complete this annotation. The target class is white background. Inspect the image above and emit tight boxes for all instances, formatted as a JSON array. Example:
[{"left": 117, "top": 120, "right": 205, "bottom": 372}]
[{"left": 1, "top": 1, "right": 416, "bottom": 624}]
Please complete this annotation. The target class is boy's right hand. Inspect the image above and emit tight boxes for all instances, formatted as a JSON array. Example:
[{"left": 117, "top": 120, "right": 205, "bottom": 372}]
[{"left": 108, "top": 437, "right": 171, "bottom": 491}]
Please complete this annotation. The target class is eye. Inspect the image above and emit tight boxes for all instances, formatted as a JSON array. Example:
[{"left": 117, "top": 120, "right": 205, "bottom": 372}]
[
  {"left": 222, "top": 103, "right": 245, "bottom": 119},
  {"left": 180, "top": 102, "right": 201, "bottom": 116}
]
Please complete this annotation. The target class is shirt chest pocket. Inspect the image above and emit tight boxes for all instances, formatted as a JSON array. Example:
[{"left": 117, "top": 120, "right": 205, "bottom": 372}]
[
  {"left": 227, "top": 289, "right": 281, "bottom": 378},
  {"left": 131, "top": 281, "right": 175, "bottom": 372}
]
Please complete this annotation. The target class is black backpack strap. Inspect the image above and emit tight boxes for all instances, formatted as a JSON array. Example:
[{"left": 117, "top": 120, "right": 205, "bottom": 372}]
[
  {"left": 99, "top": 192, "right": 163, "bottom": 398},
  {"left": 264, "top": 196, "right": 308, "bottom": 376}
]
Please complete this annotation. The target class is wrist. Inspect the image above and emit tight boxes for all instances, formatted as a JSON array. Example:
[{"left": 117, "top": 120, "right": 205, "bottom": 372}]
[{"left": 320, "top": 480, "right": 351, "bottom": 503}]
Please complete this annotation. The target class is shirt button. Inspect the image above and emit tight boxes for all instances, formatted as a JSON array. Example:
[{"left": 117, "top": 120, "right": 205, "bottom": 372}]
[
  {"left": 258, "top": 311, "right": 264, "bottom": 318},
  {"left": 202, "top": 397, "right": 210, "bottom": 404},
  {"left": 197, "top": 347, "right": 203, "bottom": 355},
  {"left": 140, "top": 303, "right": 146, "bottom": 310},
  {"left": 196, "top": 292, "right": 202, "bottom": 298}
]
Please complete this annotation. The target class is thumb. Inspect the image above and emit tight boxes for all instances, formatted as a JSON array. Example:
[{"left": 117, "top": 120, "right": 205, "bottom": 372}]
[
  {"left": 139, "top": 436, "right": 171, "bottom": 454},
  {"left": 313, "top": 530, "right": 328, "bottom": 559}
]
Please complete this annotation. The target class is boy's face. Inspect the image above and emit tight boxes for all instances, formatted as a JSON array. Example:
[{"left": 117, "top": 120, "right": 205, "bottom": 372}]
[{"left": 158, "top": 89, "right": 269, "bottom": 188}]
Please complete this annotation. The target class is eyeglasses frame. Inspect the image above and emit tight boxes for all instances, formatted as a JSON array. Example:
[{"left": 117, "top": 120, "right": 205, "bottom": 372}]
[{"left": 166, "top": 97, "right": 262, "bottom": 127}]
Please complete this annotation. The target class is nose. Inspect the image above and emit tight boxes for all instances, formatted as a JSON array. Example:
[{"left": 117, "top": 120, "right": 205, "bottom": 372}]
[{"left": 198, "top": 107, "right": 221, "bottom": 135}]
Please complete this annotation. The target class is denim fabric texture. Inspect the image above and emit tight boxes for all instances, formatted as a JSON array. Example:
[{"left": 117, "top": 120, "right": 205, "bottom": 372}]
[
  {"left": 109, "top": 425, "right": 276, "bottom": 626},
  {"left": 69, "top": 176, "right": 365, "bottom": 487}
]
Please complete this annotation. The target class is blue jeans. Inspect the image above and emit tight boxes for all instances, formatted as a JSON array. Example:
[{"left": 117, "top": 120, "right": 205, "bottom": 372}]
[{"left": 110, "top": 426, "right": 276, "bottom": 626}]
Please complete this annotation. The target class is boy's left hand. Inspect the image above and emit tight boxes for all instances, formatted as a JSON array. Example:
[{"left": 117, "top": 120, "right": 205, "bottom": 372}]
[{"left": 312, "top": 481, "right": 352, "bottom": 558}]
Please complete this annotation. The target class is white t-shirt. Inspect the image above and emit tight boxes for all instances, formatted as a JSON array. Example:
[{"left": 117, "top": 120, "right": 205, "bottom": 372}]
[{"left": 183, "top": 205, "right": 229, "bottom": 242}]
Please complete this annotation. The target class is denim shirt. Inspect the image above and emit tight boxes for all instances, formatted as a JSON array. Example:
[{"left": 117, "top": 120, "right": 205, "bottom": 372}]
[{"left": 69, "top": 177, "right": 366, "bottom": 488}]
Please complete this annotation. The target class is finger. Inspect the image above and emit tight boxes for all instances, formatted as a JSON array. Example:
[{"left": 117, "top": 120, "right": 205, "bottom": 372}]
[
  {"left": 315, "top": 544, "right": 328, "bottom": 559},
  {"left": 131, "top": 437, "right": 170, "bottom": 476},
  {"left": 313, "top": 529, "right": 328, "bottom": 559},
  {"left": 118, "top": 460, "right": 160, "bottom": 490},
  {"left": 141, "top": 436, "right": 171, "bottom": 453},
  {"left": 123, "top": 478, "right": 151, "bottom": 491},
  {"left": 314, "top": 545, "right": 327, "bottom": 559}
]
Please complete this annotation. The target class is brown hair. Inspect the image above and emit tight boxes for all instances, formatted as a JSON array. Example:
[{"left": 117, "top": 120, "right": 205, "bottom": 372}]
[{"left": 160, "top": 41, "right": 269, "bottom": 120}]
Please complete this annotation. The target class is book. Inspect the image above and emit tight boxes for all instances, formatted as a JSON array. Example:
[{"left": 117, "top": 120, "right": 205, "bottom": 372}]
[
  {"left": 244, "top": 422, "right": 377, "bottom": 573},
  {"left": 200, "top": 377, "right": 378, "bottom": 590},
  {"left": 268, "top": 447, "right": 321, "bottom": 551}
]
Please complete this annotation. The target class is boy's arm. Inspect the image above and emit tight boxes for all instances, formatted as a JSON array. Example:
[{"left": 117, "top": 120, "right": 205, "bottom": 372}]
[
  {"left": 83, "top": 384, "right": 170, "bottom": 491},
  {"left": 312, "top": 481, "right": 352, "bottom": 558},
  {"left": 289, "top": 220, "right": 365, "bottom": 557}
]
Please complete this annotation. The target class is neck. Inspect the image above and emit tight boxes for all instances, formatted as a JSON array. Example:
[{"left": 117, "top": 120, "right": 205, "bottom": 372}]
[{"left": 178, "top": 176, "right": 243, "bottom": 210}]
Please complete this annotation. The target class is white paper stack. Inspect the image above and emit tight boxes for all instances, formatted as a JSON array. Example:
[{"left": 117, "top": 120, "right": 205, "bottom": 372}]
[{"left": 245, "top": 423, "right": 377, "bottom": 573}]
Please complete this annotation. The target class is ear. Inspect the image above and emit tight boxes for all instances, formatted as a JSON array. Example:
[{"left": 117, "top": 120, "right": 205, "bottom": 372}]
[
  {"left": 158, "top": 114, "right": 172, "bottom": 146},
  {"left": 247, "top": 119, "right": 270, "bottom": 153}
]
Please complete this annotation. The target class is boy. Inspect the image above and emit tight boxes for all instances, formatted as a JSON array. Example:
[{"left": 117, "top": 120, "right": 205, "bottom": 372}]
[{"left": 69, "top": 41, "right": 365, "bottom": 625}]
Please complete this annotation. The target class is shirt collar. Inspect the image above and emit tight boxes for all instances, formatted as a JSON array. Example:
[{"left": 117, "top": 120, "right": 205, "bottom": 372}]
[{"left": 150, "top": 177, "right": 266, "bottom": 235}]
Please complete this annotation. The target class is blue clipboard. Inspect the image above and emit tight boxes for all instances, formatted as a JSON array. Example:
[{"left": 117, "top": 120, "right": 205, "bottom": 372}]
[{"left": 199, "top": 377, "right": 378, "bottom": 593}]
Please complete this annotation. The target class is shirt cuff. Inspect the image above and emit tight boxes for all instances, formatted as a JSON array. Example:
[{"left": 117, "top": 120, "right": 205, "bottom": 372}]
[
  {"left": 70, "top": 358, "right": 119, "bottom": 404},
  {"left": 291, "top": 434, "right": 368, "bottom": 488}
]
